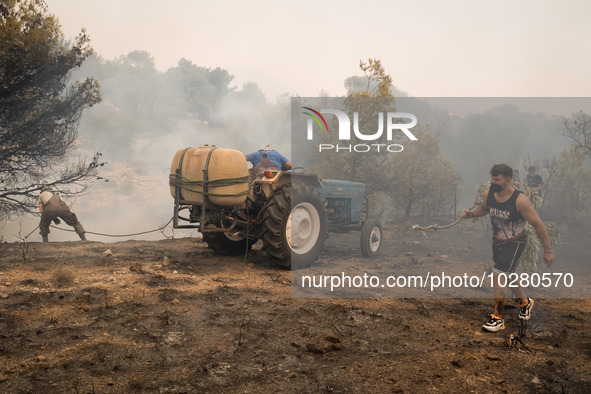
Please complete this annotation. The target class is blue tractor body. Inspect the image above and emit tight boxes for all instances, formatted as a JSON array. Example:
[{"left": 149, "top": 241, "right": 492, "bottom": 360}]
[{"left": 316, "top": 179, "right": 368, "bottom": 233}]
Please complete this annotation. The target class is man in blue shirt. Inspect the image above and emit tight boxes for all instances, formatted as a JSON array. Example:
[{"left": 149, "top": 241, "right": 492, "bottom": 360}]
[{"left": 245, "top": 145, "right": 292, "bottom": 177}]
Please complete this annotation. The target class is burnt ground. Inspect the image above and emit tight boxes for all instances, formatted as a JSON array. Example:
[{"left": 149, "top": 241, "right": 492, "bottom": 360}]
[{"left": 0, "top": 219, "right": 590, "bottom": 393}]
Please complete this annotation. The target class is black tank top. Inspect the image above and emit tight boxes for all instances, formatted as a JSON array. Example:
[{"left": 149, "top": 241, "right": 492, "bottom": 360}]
[{"left": 486, "top": 189, "right": 527, "bottom": 244}]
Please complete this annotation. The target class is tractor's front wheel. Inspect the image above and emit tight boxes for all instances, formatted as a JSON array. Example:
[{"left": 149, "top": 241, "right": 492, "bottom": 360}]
[{"left": 360, "top": 219, "right": 383, "bottom": 258}]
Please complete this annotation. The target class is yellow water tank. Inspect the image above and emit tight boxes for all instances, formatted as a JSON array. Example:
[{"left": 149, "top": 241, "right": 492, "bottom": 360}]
[{"left": 170, "top": 146, "right": 249, "bottom": 207}]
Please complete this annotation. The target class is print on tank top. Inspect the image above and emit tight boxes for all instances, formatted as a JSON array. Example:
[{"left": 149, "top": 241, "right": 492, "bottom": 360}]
[{"left": 487, "top": 189, "right": 528, "bottom": 244}]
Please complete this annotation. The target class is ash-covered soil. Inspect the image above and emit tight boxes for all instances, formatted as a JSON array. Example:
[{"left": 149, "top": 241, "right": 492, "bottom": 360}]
[{"left": 0, "top": 220, "right": 590, "bottom": 393}]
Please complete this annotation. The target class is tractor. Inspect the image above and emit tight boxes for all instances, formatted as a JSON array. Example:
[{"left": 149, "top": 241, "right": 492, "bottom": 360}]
[{"left": 169, "top": 145, "right": 382, "bottom": 268}]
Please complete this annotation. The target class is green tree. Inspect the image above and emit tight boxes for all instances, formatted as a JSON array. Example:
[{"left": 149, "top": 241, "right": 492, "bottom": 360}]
[
  {"left": 385, "top": 128, "right": 460, "bottom": 217},
  {"left": 313, "top": 59, "right": 395, "bottom": 189},
  {"left": 0, "top": 0, "right": 102, "bottom": 218},
  {"left": 313, "top": 59, "right": 460, "bottom": 218},
  {"left": 164, "top": 58, "right": 234, "bottom": 125},
  {"left": 540, "top": 147, "right": 591, "bottom": 225},
  {"left": 560, "top": 110, "right": 591, "bottom": 156},
  {"left": 349, "top": 58, "right": 393, "bottom": 98},
  {"left": 106, "top": 50, "right": 160, "bottom": 115}
]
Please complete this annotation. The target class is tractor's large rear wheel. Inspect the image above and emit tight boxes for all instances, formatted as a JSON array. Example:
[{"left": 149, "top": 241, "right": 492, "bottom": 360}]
[
  {"left": 261, "top": 185, "right": 327, "bottom": 268},
  {"left": 202, "top": 231, "right": 252, "bottom": 256}
]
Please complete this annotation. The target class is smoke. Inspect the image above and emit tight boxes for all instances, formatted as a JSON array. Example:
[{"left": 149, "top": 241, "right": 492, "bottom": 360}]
[
  {"left": 380, "top": 97, "right": 591, "bottom": 208},
  {"left": 0, "top": 52, "right": 292, "bottom": 242},
  {"left": 2, "top": 52, "right": 590, "bottom": 242}
]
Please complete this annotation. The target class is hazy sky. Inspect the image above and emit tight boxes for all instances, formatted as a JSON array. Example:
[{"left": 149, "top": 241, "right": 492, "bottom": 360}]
[{"left": 46, "top": 0, "right": 591, "bottom": 100}]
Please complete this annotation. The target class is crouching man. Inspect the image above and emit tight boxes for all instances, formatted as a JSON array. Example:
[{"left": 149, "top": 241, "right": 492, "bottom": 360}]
[{"left": 39, "top": 186, "right": 87, "bottom": 242}]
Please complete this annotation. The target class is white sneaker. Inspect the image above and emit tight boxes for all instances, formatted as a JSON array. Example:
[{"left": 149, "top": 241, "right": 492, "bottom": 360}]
[
  {"left": 483, "top": 315, "right": 505, "bottom": 332},
  {"left": 519, "top": 298, "right": 534, "bottom": 320}
]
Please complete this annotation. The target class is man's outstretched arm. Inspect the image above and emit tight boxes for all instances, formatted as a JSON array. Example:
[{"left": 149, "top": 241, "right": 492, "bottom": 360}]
[{"left": 461, "top": 191, "right": 490, "bottom": 219}]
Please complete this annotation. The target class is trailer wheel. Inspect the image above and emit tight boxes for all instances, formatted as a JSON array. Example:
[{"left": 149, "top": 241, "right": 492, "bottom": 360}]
[
  {"left": 260, "top": 184, "right": 327, "bottom": 269},
  {"left": 360, "top": 219, "right": 382, "bottom": 258},
  {"left": 202, "top": 232, "right": 252, "bottom": 256}
]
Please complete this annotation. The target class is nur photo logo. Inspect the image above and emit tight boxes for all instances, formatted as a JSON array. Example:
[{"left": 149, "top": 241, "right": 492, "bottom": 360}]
[{"left": 302, "top": 107, "right": 418, "bottom": 153}]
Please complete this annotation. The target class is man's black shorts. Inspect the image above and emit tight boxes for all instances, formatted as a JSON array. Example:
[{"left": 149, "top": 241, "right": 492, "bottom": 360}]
[{"left": 492, "top": 241, "right": 526, "bottom": 274}]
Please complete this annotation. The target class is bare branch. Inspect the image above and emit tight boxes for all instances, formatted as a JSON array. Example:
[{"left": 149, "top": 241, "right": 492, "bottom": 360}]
[{"left": 560, "top": 111, "right": 591, "bottom": 155}]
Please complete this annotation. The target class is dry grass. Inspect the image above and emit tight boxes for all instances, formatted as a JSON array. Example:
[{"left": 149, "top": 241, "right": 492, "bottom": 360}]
[{"left": 51, "top": 266, "right": 76, "bottom": 287}]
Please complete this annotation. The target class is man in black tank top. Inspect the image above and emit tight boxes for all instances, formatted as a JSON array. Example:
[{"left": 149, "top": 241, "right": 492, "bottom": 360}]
[{"left": 461, "top": 164, "right": 555, "bottom": 332}]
